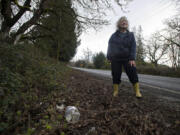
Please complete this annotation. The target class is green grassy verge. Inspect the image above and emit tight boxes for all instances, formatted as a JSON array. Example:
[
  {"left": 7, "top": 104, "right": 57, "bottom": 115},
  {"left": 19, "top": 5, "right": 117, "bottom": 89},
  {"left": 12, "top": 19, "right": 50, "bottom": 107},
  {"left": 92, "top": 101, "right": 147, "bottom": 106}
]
[{"left": 0, "top": 43, "right": 71, "bottom": 135}]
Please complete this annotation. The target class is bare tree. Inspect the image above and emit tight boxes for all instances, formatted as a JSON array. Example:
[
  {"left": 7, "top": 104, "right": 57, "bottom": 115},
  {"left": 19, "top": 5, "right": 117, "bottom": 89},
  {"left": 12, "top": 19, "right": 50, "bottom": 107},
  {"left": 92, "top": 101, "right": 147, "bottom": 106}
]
[
  {"left": 0, "top": 0, "right": 49, "bottom": 43},
  {"left": 161, "top": 17, "right": 180, "bottom": 48},
  {"left": 159, "top": 17, "right": 180, "bottom": 68},
  {"left": 146, "top": 32, "right": 168, "bottom": 67},
  {"left": 165, "top": 32, "right": 180, "bottom": 69},
  {"left": 0, "top": 0, "right": 133, "bottom": 43},
  {"left": 82, "top": 47, "right": 93, "bottom": 63},
  {"left": 168, "top": 43, "right": 180, "bottom": 69},
  {"left": 132, "top": 25, "right": 145, "bottom": 62},
  {"left": 73, "top": 0, "right": 132, "bottom": 30},
  {"left": 173, "top": 0, "right": 180, "bottom": 13}
]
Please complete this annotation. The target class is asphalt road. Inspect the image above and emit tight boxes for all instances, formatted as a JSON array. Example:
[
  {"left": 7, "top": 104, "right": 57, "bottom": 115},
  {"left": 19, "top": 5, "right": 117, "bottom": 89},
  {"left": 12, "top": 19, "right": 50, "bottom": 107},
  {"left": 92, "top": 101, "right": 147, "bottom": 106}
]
[{"left": 71, "top": 67, "right": 180, "bottom": 102}]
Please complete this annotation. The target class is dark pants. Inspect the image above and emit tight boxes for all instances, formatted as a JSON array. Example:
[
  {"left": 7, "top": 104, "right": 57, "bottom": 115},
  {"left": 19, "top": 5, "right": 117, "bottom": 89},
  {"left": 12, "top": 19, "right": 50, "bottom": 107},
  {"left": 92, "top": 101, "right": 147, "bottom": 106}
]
[{"left": 111, "top": 60, "right": 139, "bottom": 84}]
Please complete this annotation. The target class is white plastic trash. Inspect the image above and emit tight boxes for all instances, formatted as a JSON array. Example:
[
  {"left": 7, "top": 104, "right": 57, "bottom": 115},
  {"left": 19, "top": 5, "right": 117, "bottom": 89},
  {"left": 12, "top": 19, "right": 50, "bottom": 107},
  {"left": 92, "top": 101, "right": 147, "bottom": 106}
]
[{"left": 65, "top": 106, "right": 80, "bottom": 123}]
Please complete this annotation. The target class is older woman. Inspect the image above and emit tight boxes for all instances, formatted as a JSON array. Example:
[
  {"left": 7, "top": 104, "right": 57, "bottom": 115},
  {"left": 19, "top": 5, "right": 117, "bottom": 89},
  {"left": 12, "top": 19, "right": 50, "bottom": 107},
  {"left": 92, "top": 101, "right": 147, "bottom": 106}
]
[{"left": 107, "top": 16, "right": 142, "bottom": 98}]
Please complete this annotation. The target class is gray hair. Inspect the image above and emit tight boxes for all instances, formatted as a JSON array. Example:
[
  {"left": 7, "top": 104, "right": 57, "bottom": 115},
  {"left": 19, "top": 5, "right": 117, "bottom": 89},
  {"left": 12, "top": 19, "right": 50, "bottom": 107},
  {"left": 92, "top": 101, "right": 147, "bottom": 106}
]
[{"left": 116, "top": 16, "right": 129, "bottom": 30}]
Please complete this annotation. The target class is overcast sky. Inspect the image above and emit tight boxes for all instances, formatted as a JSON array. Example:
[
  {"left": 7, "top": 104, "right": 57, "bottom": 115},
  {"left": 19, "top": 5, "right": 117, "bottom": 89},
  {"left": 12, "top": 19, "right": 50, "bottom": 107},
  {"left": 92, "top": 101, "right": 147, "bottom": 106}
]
[{"left": 72, "top": 0, "right": 177, "bottom": 61}]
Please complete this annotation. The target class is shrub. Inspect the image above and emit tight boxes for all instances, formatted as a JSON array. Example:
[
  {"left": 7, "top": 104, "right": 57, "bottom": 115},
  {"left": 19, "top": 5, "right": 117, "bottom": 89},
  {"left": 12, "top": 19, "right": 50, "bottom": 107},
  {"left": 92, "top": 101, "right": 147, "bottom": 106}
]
[
  {"left": 0, "top": 43, "right": 70, "bottom": 134},
  {"left": 93, "top": 52, "right": 106, "bottom": 69},
  {"left": 74, "top": 60, "right": 87, "bottom": 67}
]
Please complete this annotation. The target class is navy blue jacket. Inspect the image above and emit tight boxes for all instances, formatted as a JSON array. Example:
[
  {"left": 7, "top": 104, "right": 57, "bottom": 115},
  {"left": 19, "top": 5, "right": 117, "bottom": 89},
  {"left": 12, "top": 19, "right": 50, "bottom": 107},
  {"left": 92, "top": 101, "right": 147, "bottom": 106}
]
[{"left": 107, "top": 30, "right": 136, "bottom": 61}]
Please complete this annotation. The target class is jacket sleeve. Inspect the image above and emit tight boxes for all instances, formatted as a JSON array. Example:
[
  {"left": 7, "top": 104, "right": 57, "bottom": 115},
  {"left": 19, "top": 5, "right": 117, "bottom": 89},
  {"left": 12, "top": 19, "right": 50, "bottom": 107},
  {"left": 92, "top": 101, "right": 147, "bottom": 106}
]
[
  {"left": 129, "top": 32, "right": 136, "bottom": 60},
  {"left": 107, "top": 34, "right": 113, "bottom": 60}
]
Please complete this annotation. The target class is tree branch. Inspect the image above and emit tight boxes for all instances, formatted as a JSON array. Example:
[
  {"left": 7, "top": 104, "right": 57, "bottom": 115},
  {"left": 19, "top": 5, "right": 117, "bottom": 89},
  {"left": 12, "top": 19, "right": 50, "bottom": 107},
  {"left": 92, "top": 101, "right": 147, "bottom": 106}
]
[
  {"left": 13, "top": 0, "right": 48, "bottom": 38},
  {"left": 160, "top": 34, "right": 180, "bottom": 48},
  {"left": 10, "top": 0, "right": 32, "bottom": 27}
]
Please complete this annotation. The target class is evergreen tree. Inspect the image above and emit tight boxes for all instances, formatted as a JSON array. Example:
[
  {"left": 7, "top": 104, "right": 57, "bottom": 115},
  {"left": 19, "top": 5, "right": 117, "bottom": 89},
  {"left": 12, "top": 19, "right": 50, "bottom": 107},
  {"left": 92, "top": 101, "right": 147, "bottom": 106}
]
[
  {"left": 32, "top": 0, "right": 81, "bottom": 62},
  {"left": 134, "top": 26, "right": 145, "bottom": 62},
  {"left": 93, "top": 52, "right": 106, "bottom": 69}
]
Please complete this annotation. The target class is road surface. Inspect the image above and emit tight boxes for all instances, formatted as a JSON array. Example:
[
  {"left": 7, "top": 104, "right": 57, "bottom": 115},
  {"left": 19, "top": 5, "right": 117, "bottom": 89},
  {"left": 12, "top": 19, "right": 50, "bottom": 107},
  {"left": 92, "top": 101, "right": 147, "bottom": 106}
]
[{"left": 71, "top": 67, "right": 180, "bottom": 102}]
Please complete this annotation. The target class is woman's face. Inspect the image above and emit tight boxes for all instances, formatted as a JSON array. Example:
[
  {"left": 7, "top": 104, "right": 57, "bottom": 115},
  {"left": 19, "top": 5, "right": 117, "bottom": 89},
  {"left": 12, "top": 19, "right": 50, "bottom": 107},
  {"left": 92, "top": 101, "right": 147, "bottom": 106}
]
[{"left": 119, "top": 19, "right": 128, "bottom": 29}]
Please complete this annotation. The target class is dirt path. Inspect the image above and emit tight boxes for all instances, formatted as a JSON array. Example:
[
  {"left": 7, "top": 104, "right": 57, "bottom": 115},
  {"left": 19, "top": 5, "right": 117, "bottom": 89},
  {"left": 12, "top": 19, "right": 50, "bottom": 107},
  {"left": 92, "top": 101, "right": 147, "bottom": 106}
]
[{"left": 57, "top": 69, "right": 180, "bottom": 135}]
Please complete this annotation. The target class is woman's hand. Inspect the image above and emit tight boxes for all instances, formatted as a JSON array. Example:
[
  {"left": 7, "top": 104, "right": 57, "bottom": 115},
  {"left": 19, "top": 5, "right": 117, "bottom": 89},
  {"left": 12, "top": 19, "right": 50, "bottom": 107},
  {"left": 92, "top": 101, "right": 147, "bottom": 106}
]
[{"left": 129, "top": 60, "right": 136, "bottom": 67}]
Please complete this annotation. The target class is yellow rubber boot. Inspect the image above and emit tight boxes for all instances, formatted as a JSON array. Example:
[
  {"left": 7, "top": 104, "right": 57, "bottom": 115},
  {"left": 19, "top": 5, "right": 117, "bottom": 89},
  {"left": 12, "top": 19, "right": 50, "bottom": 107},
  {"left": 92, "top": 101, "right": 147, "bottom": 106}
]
[
  {"left": 113, "top": 84, "right": 119, "bottom": 97},
  {"left": 133, "top": 83, "right": 142, "bottom": 98}
]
